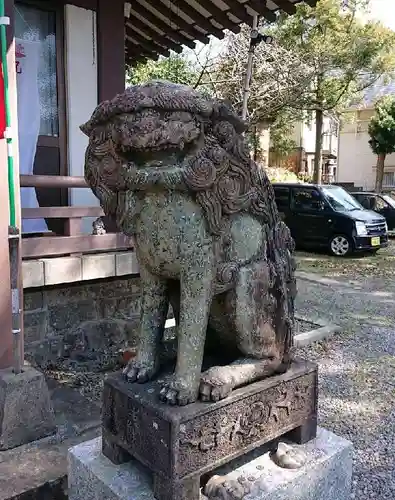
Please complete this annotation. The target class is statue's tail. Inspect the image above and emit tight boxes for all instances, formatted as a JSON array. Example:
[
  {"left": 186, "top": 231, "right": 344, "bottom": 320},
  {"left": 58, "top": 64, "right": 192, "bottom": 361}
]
[{"left": 252, "top": 164, "right": 296, "bottom": 366}]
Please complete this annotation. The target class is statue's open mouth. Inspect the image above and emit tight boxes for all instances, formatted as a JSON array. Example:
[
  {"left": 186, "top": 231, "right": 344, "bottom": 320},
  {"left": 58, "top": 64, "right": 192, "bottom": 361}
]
[{"left": 117, "top": 143, "right": 190, "bottom": 169}]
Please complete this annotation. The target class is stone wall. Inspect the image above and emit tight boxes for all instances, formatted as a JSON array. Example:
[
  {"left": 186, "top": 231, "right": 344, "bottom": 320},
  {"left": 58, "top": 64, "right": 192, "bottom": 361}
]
[{"left": 24, "top": 276, "right": 142, "bottom": 371}]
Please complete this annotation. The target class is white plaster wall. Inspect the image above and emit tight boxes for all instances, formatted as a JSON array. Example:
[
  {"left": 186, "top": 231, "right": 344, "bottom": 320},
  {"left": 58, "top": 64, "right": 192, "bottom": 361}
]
[
  {"left": 301, "top": 122, "right": 316, "bottom": 153},
  {"left": 290, "top": 116, "right": 336, "bottom": 155},
  {"left": 64, "top": 4, "right": 98, "bottom": 234},
  {"left": 290, "top": 121, "right": 303, "bottom": 147},
  {"left": 338, "top": 128, "right": 395, "bottom": 190},
  {"left": 298, "top": 116, "right": 335, "bottom": 154}
]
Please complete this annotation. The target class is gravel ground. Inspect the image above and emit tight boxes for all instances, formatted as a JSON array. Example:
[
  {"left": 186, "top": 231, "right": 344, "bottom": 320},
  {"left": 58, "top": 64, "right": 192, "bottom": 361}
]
[
  {"left": 295, "top": 244, "right": 395, "bottom": 500},
  {"left": 44, "top": 368, "right": 108, "bottom": 403},
  {"left": 295, "top": 318, "right": 320, "bottom": 333},
  {"left": 296, "top": 239, "right": 395, "bottom": 285}
]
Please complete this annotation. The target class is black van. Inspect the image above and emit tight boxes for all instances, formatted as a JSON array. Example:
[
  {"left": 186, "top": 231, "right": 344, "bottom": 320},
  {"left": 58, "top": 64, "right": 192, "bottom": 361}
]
[
  {"left": 349, "top": 192, "right": 395, "bottom": 230},
  {"left": 272, "top": 183, "right": 388, "bottom": 256}
]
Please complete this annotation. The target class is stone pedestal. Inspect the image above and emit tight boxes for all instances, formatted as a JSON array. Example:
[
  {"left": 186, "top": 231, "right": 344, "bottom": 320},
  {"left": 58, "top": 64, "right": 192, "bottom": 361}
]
[
  {"left": 68, "top": 428, "right": 353, "bottom": 500},
  {"left": 0, "top": 366, "right": 56, "bottom": 450},
  {"left": 101, "top": 359, "right": 318, "bottom": 500}
]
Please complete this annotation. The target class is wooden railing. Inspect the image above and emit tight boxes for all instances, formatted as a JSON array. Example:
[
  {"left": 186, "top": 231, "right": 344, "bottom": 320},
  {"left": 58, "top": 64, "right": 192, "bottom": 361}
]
[{"left": 20, "top": 175, "right": 133, "bottom": 259}]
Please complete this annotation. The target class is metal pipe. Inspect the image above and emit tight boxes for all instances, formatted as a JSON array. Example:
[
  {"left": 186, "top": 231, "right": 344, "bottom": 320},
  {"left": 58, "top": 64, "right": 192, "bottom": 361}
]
[
  {"left": 20, "top": 174, "right": 88, "bottom": 188},
  {"left": 241, "top": 15, "right": 259, "bottom": 122},
  {"left": 9, "top": 226, "right": 21, "bottom": 374}
]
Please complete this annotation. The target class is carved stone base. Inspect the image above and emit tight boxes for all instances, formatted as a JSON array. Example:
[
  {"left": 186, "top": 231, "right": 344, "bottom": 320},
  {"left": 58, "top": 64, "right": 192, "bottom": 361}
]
[{"left": 101, "top": 358, "right": 318, "bottom": 500}]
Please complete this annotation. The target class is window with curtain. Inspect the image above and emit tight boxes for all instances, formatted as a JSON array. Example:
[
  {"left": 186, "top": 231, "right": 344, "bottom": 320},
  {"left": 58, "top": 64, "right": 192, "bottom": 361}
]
[
  {"left": 15, "top": 1, "right": 67, "bottom": 235},
  {"left": 14, "top": 2, "right": 58, "bottom": 137}
]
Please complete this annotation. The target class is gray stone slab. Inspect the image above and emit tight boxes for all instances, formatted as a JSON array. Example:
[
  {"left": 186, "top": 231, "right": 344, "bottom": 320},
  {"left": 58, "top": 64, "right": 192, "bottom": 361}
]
[
  {"left": 43, "top": 256, "right": 82, "bottom": 286},
  {"left": 0, "top": 366, "right": 56, "bottom": 450},
  {"left": 68, "top": 437, "right": 154, "bottom": 500},
  {"left": 82, "top": 253, "right": 116, "bottom": 281},
  {"left": 0, "top": 427, "right": 100, "bottom": 500},
  {"left": 68, "top": 428, "right": 352, "bottom": 500},
  {"left": 115, "top": 251, "right": 139, "bottom": 276},
  {"left": 22, "top": 260, "right": 44, "bottom": 288},
  {"left": 208, "top": 427, "right": 353, "bottom": 500},
  {"left": 294, "top": 314, "right": 341, "bottom": 348}
]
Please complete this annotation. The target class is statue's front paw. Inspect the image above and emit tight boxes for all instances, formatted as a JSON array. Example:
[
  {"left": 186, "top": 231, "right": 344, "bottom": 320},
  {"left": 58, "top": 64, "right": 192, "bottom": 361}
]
[
  {"left": 200, "top": 366, "right": 234, "bottom": 402},
  {"left": 271, "top": 442, "right": 307, "bottom": 469},
  {"left": 159, "top": 376, "right": 199, "bottom": 406},
  {"left": 122, "top": 358, "right": 158, "bottom": 384},
  {"left": 204, "top": 475, "right": 250, "bottom": 500}
]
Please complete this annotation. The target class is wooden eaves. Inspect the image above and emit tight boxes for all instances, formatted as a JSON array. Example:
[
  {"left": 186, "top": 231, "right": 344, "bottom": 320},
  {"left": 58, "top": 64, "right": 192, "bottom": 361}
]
[{"left": 124, "top": 0, "right": 318, "bottom": 65}]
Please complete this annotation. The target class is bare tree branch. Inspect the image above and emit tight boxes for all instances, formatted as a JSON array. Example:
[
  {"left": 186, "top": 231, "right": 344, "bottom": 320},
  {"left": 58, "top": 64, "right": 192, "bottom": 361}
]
[{"left": 211, "top": 26, "right": 315, "bottom": 123}]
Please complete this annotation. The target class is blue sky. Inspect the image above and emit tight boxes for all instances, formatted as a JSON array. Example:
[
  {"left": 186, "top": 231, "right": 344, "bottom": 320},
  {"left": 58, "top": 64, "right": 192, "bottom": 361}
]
[{"left": 366, "top": 0, "right": 395, "bottom": 30}]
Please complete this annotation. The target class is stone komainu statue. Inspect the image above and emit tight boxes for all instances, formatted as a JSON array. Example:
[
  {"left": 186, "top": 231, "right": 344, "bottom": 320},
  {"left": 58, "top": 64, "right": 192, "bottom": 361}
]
[{"left": 81, "top": 81, "right": 296, "bottom": 406}]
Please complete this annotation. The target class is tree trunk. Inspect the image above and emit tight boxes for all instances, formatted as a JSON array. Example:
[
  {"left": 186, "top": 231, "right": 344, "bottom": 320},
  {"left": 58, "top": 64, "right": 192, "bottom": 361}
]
[
  {"left": 313, "top": 108, "right": 323, "bottom": 184},
  {"left": 375, "top": 153, "right": 386, "bottom": 193},
  {"left": 257, "top": 122, "right": 271, "bottom": 167}
]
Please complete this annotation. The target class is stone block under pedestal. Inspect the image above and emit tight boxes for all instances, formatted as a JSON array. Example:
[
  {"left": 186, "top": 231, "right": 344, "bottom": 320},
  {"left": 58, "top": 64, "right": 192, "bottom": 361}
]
[
  {"left": 0, "top": 366, "right": 56, "bottom": 450},
  {"left": 68, "top": 428, "right": 353, "bottom": 500}
]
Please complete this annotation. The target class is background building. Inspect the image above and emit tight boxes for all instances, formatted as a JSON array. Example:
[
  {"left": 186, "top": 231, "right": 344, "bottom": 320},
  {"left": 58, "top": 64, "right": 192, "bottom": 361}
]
[
  {"left": 337, "top": 79, "right": 395, "bottom": 190},
  {"left": 269, "top": 114, "right": 339, "bottom": 182}
]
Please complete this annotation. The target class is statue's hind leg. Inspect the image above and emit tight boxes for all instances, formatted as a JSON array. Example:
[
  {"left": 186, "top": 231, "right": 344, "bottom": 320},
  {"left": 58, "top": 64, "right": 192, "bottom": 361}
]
[{"left": 200, "top": 260, "right": 289, "bottom": 402}]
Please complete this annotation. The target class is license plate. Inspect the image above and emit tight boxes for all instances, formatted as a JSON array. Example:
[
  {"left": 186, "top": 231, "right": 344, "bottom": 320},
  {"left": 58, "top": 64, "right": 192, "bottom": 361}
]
[{"left": 371, "top": 237, "right": 380, "bottom": 246}]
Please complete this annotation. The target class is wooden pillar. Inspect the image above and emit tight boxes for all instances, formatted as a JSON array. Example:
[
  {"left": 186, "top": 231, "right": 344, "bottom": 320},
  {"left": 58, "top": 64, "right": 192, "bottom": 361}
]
[
  {"left": 0, "top": 133, "right": 12, "bottom": 369},
  {"left": 97, "top": 0, "right": 125, "bottom": 102},
  {"left": 0, "top": 0, "right": 18, "bottom": 369}
]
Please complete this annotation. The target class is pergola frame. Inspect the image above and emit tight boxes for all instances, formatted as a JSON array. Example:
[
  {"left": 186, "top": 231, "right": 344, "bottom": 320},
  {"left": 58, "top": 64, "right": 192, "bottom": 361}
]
[{"left": 124, "top": 0, "right": 317, "bottom": 65}]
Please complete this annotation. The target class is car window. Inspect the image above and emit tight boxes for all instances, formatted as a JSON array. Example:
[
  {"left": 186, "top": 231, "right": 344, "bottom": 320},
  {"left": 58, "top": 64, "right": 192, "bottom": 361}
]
[
  {"left": 375, "top": 196, "right": 389, "bottom": 210},
  {"left": 383, "top": 195, "right": 395, "bottom": 208},
  {"left": 321, "top": 186, "right": 362, "bottom": 211},
  {"left": 291, "top": 187, "right": 322, "bottom": 211},
  {"left": 364, "top": 195, "right": 388, "bottom": 211},
  {"left": 273, "top": 186, "right": 290, "bottom": 212},
  {"left": 353, "top": 194, "right": 370, "bottom": 209}
]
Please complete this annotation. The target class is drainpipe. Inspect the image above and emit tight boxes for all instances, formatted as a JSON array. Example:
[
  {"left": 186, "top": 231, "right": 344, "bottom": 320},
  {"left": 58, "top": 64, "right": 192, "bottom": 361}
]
[{"left": 0, "top": 1, "right": 22, "bottom": 374}]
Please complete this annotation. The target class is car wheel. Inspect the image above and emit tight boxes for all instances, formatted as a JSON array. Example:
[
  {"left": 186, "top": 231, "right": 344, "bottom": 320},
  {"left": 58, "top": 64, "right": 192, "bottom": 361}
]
[{"left": 329, "top": 235, "right": 352, "bottom": 257}]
